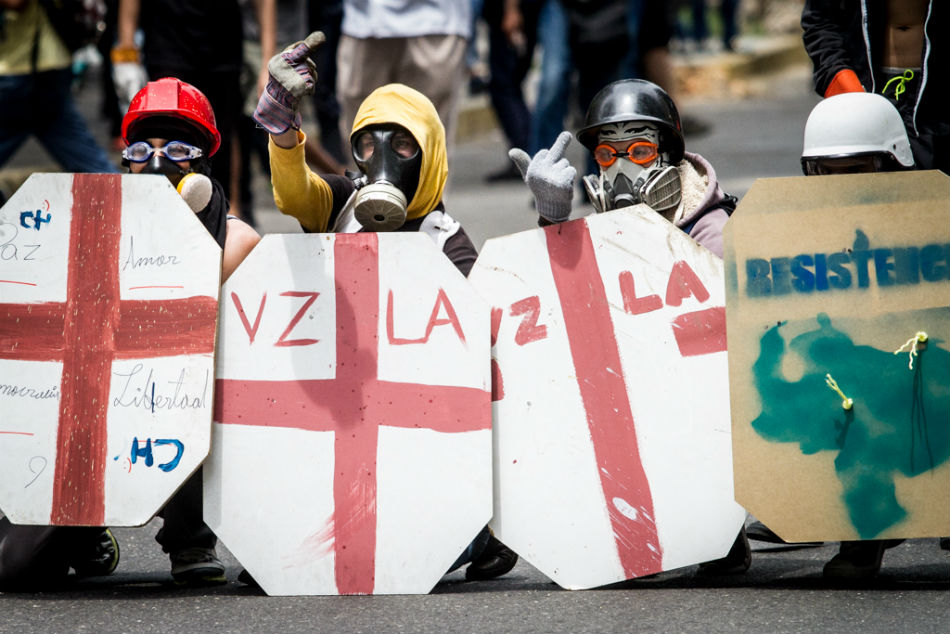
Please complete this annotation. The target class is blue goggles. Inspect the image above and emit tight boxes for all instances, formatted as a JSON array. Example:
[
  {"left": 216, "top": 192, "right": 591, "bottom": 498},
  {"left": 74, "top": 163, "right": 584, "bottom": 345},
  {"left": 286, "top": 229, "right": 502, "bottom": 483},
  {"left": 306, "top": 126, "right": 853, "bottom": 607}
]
[{"left": 122, "top": 140, "right": 204, "bottom": 163}]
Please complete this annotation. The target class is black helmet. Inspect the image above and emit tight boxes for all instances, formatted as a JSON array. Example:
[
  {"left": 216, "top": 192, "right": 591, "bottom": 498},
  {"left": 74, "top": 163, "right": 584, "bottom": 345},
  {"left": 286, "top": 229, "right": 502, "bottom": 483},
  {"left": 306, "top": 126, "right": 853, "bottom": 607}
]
[{"left": 576, "top": 79, "right": 684, "bottom": 163}]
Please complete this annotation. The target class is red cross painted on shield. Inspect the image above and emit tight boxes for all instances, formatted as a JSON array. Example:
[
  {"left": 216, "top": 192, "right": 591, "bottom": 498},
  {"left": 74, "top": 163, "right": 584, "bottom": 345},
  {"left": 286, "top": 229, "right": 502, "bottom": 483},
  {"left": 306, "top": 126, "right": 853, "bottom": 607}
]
[
  {"left": 213, "top": 232, "right": 490, "bottom": 595},
  {"left": 543, "top": 220, "right": 666, "bottom": 577},
  {"left": 0, "top": 174, "right": 218, "bottom": 525}
]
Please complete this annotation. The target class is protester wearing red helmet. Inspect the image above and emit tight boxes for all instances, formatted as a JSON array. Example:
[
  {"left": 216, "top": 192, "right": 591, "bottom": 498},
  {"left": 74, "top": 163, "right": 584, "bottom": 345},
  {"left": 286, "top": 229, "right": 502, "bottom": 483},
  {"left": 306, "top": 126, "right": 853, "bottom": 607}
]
[
  {"left": 121, "top": 77, "right": 259, "bottom": 282},
  {"left": 0, "top": 79, "right": 259, "bottom": 590}
]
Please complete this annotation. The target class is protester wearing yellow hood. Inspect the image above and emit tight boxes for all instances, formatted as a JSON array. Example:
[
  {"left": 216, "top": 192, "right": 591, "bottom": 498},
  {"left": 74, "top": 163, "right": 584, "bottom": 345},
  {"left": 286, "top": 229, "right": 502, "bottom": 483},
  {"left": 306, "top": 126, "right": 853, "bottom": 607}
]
[
  {"left": 252, "top": 34, "right": 518, "bottom": 581},
  {"left": 256, "top": 35, "right": 477, "bottom": 275}
]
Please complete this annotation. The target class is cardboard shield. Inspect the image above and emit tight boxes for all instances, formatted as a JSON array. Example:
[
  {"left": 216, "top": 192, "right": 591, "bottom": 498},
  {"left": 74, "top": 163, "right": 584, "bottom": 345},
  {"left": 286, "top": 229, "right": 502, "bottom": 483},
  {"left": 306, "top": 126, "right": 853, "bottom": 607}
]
[
  {"left": 468, "top": 206, "right": 745, "bottom": 590},
  {"left": 0, "top": 173, "right": 221, "bottom": 526},
  {"left": 725, "top": 171, "right": 950, "bottom": 542},
  {"left": 206, "top": 232, "right": 492, "bottom": 596}
]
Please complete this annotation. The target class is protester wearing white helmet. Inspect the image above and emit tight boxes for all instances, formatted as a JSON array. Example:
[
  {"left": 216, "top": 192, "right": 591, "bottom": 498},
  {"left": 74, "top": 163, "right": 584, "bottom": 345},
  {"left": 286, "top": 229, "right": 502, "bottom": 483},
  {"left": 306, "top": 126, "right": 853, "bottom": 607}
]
[
  {"left": 747, "top": 92, "right": 924, "bottom": 581},
  {"left": 801, "top": 92, "right": 916, "bottom": 176}
]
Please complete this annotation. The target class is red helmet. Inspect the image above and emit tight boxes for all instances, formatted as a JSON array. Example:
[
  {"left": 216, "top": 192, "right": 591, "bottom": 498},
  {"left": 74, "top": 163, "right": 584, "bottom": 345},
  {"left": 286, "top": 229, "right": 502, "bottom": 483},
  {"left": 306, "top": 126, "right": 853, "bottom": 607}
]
[{"left": 121, "top": 77, "right": 221, "bottom": 156}]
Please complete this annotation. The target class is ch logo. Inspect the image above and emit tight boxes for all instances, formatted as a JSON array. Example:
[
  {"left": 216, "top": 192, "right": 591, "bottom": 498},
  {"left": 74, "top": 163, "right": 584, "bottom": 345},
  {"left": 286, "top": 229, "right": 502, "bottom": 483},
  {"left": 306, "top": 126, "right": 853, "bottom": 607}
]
[{"left": 20, "top": 203, "right": 52, "bottom": 231}]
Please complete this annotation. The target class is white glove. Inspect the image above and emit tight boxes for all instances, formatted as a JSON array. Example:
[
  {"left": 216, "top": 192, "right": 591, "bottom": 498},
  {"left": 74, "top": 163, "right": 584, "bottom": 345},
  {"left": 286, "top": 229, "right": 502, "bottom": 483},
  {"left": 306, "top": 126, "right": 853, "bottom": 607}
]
[
  {"left": 508, "top": 131, "right": 576, "bottom": 223},
  {"left": 113, "top": 61, "right": 148, "bottom": 106}
]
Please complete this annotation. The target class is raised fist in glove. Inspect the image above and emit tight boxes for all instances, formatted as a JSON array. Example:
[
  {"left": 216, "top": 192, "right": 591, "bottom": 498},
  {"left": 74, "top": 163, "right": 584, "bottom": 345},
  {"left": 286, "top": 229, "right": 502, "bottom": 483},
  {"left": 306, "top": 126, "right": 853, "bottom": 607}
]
[
  {"left": 253, "top": 31, "right": 326, "bottom": 135},
  {"left": 508, "top": 131, "right": 576, "bottom": 223}
]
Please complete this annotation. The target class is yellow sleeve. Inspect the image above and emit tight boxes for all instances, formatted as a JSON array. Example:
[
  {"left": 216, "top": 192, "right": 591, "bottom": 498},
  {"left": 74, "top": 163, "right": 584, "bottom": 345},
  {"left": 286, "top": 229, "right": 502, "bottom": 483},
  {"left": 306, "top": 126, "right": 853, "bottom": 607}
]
[{"left": 268, "top": 131, "right": 335, "bottom": 232}]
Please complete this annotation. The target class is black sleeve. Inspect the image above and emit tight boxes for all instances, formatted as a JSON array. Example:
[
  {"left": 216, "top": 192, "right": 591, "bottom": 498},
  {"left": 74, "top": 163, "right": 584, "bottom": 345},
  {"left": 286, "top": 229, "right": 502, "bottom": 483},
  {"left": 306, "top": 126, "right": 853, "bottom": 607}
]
[
  {"left": 306, "top": 173, "right": 355, "bottom": 233},
  {"left": 801, "top": 0, "right": 863, "bottom": 96},
  {"left": 444, "top": 227, "right": 479, "bottom": 278}
]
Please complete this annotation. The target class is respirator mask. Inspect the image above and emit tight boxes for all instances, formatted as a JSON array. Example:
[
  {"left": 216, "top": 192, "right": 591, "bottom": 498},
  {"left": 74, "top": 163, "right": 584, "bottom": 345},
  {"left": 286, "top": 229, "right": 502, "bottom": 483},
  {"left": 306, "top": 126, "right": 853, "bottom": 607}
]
[
  {"left": 582, "top": 123, "right": 681, "bottom": 217},
  {"left": 351, "top": 125, "right": 422, "bottom": 231}
]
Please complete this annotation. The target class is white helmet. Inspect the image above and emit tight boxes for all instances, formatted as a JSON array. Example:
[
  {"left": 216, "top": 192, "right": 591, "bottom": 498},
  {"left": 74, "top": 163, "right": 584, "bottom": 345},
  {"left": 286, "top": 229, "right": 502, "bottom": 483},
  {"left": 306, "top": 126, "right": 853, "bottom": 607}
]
[{"left": 801, "top": 92, "right": 914, "bottom": 173}]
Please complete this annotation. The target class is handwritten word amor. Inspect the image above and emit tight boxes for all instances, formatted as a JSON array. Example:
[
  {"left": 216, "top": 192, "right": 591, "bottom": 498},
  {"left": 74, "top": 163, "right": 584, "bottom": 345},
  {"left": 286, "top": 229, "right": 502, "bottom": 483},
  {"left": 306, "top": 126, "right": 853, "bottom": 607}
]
[
  {"left": 123, "top": 235, "right": 181, "bottom": 270},
  {"left": 111, "top": 364, "right": 209, "bottom": 411},
  {"left": 745, "top": 230, "right": 950, "bottom": 297},
  {"left": 128, "top": 437, "right": 184, "bottom": 472},
  {"left": 19, "top": 210, "right": 51, "bottom": 231}
]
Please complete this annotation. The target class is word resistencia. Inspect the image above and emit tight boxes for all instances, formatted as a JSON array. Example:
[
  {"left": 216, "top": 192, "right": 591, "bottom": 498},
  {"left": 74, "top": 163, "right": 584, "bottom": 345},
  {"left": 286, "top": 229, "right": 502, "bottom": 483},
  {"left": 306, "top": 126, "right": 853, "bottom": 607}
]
[{"left": 744, "top": 233, "right": 949, "bottom": 297}]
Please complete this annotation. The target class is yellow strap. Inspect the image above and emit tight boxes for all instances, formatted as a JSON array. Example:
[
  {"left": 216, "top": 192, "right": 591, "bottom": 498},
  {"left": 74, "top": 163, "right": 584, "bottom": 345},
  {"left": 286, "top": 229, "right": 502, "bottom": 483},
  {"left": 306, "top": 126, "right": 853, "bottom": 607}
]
[
  {"left": 825, "top": 373, "right": 853, "bottom": 410},
  {"left": 881, "top": 69, "right": 915, "bottom": 101},
  {"left": 894, "top": 331, "right": 928, "bottom": 370}
]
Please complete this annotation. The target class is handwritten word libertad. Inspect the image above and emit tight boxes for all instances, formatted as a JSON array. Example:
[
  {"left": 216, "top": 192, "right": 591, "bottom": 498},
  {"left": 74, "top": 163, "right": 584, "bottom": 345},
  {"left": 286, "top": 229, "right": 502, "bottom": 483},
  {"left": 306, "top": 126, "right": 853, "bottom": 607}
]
[{"left": 111, "top": 364, "right": 209, "bottom": 411}]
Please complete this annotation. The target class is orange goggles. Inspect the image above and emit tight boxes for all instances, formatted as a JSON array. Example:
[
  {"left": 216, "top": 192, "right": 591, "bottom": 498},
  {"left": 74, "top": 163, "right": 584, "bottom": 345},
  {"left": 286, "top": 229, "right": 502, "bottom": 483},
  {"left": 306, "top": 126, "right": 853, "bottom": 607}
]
[{"left": 593, "top": 141, "right": 659, "bottom": 168}]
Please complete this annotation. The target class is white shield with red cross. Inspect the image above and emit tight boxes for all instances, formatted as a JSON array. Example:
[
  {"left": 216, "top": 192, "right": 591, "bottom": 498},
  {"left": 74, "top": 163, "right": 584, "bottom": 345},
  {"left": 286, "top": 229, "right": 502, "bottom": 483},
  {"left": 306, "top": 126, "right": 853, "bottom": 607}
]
[
  {"left": 0, "top": 173, "right": 221, "bottom": 526},
  {"left": 469, "top": 205, "right": 746, "bottom": 589},
  {"left": 205, "top": 232, "right": 492, "bottom": 596}
]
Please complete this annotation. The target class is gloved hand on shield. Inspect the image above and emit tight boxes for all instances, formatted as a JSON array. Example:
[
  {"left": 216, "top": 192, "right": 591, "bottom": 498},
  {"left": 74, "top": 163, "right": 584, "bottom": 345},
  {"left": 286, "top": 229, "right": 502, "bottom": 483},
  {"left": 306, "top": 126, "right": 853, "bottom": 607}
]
[
  {"left": 508, "top": 131, "right": 576, "bottom": 224},
  {"left": 252, "top": 31, "right": 325, "bottom": 135}
]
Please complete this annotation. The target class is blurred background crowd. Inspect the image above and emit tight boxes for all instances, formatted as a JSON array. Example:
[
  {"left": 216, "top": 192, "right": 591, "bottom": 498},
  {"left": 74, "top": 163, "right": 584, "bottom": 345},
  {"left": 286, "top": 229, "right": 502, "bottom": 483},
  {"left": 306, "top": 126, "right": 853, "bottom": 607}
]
[{"left": 0, "top": 0, "right": 806, "bottom": 225}]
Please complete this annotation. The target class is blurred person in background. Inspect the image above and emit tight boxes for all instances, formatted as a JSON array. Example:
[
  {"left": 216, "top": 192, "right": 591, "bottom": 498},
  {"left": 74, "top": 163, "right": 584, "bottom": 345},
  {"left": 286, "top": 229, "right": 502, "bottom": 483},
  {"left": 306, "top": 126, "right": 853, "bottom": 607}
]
[
  {"left": 114, "top": 0, "right": 276, "bottom": 200},
  {"left": 336, "top": 0, "right": 471, "bottom": 160},
  {"left": 0, "top": 0, "right": 118, "bottom": 189},
  {"left": 802, "top": 0, "right": 947, "bottom": 173}
]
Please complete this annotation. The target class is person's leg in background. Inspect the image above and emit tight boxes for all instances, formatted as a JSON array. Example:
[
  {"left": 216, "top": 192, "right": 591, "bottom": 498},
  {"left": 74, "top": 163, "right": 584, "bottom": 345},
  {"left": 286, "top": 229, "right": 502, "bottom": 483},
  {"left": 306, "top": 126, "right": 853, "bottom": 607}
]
[
  {"left": 308, "top": 0, "right": 345, "bottom": 164},
  {"left": 36, "top": 69, "right": 119, "bottom": 173},
  {"left": 336, "top": 35, "right": 399, "bottom": 147},
  {"left": 155, "top": 468, "right": 224, "bottom": 585},
  {"left": 483, "top": 0, "right": 541, "bottom": 181},
  {"left": 402, "top": 34, "right": 468, "bottom": 162},
  {"left": 720, "top": 0, "right": 739, "bottom": 51},
  {"left": 530, "top": 0, "right": 572, "bottom": 155}
]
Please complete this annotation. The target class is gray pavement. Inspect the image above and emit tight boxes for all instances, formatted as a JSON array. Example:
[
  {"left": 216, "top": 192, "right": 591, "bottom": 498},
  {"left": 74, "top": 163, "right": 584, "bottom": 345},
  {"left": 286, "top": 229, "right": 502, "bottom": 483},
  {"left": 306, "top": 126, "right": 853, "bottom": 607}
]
[{"left": 2, "top": 40, "right": 948, "bottom": 634}]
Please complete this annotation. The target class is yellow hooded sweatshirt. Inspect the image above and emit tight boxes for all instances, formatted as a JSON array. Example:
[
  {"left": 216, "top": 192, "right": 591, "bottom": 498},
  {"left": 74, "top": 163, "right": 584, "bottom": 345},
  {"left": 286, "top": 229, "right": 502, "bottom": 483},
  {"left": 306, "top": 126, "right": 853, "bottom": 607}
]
[{"left": 269, "top": 83, "right": 448, "bottom": 233}]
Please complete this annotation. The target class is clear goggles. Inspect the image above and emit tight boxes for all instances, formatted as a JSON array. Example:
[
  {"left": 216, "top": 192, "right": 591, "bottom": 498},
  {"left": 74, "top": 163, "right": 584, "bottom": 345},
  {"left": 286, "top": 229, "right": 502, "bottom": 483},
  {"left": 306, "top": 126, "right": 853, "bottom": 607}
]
[
  {"left": 593, "top": 141, "right": 659, "bottom": 168},
  {"left": 122, "top": 140, "right": 204, "bottom": 163}
]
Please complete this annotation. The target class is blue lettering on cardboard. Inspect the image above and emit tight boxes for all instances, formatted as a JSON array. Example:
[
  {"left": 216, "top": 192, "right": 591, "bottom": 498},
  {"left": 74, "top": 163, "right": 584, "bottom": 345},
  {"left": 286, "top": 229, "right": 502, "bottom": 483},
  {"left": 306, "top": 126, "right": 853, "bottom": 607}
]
[{"left": 743, "top": 230, "right": 949, "bottom": 297}]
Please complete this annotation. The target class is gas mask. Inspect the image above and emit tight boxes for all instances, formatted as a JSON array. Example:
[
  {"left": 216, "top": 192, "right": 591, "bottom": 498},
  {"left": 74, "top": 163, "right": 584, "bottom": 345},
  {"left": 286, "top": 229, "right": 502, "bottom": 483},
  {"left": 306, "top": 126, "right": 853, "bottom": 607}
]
[
  {"left": 351, "top": 125, "right": 422, "bottom": 231},
  {"left": 583, "top": 122, "right": 682, "bottom": 217}
]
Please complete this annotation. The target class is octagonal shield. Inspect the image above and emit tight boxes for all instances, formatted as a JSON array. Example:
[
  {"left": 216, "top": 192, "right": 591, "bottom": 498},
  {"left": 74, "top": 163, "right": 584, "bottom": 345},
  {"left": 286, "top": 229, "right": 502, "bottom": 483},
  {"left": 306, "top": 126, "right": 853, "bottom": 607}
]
[
  {"left": 725, "top": 171, "right": 950, "bottom": 543},
  {"left": 0, "top": 173, "right": 221, "bottom": 526},
  {"left": 468, "top": 206, "right": 745, "bottom": 590},
  {"left": 206, "top": 232, "right": 492, "bottom": 595}
]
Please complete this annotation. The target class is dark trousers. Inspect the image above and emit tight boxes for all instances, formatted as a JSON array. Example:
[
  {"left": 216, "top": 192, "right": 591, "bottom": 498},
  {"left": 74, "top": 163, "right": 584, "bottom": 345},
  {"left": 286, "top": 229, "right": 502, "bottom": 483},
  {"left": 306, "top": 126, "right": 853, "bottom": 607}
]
[
  {"left": 155, "top": 468, "right": 216, "bottom": 554},
  {"left": 0, "top": 517, "right": 100, "bottom": 591},
  {"left": 308, "top": 0, "right": 345, "bottom": 163},
  {"left": 484, "top": 0, "right": 543, "bottom": 151}
]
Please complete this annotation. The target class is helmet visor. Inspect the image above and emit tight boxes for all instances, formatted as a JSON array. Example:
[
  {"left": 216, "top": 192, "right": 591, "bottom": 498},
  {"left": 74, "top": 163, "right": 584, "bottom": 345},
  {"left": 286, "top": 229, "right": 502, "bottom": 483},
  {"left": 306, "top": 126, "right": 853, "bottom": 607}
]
[{"left": 801, "top": 152, "right": 885, "bottom": 176}]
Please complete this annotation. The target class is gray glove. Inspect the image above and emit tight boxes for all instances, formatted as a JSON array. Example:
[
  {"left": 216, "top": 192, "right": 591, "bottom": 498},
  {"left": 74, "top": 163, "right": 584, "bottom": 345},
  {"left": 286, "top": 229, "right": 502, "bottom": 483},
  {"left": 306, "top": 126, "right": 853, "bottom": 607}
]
[
  {"left": 508, "top": 131, "right": 576, "bottom": 223},
  {"left": 253, "top": 31, "right": 325, "bottom": 134}
]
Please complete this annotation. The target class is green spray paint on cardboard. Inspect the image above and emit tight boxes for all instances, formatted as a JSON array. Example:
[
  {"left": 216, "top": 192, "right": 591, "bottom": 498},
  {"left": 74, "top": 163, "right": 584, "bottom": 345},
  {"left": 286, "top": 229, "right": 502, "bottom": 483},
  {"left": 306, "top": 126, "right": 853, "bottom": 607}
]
[{"left": 751, "top": 313, "right": 949, "bottom": 538}]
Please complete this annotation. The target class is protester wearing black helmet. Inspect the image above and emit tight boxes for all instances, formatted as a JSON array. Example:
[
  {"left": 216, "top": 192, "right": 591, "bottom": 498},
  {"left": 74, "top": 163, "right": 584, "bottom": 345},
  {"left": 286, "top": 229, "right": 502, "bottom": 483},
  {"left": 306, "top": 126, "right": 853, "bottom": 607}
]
[
  {"left": 508, "top": 77, "right": 750, "bottom": 575},
  {"left": 509, "top": 78, "right": 737, "bottom": 259}
]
